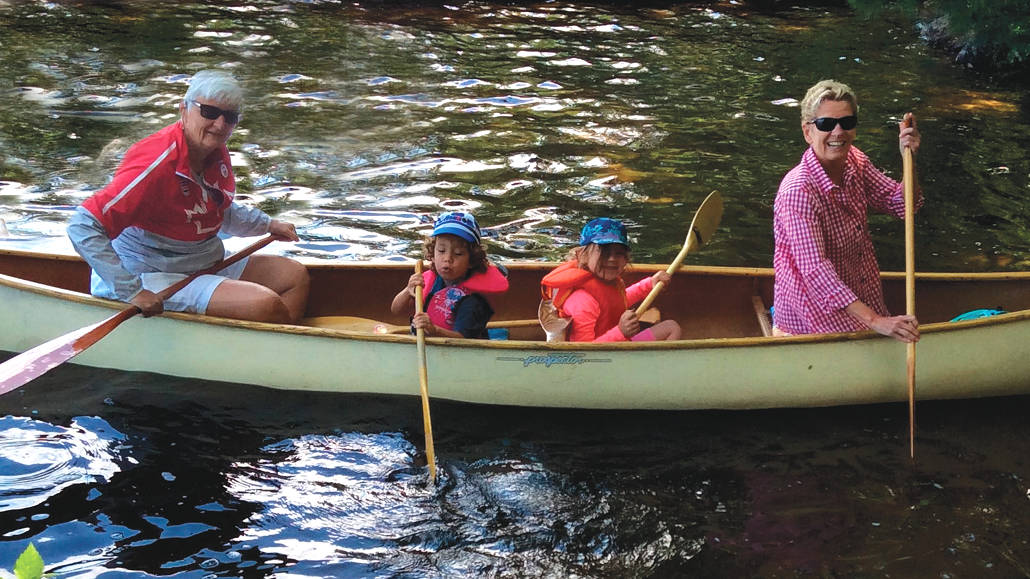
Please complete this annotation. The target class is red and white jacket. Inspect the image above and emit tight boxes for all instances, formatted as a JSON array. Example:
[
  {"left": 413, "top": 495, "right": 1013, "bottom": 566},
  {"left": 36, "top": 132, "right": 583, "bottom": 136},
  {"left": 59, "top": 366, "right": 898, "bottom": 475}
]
[{"left": 68, "top": 122, "right": 270, "bottom": 300}]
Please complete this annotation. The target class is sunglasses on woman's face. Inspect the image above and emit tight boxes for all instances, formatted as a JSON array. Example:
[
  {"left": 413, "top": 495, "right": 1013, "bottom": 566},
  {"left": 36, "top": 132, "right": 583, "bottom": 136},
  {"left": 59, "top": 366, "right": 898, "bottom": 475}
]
[
  {"left": 188, "top": 100, "right": 241, "bottom": 125},
  {"left": 807, "top": 115, "right": 858, "bottom": 132}
]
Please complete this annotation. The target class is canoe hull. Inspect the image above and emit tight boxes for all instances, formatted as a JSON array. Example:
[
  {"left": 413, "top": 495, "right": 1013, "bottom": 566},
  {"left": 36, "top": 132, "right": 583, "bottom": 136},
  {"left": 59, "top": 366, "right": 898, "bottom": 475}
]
[{"left": 3, "top": 261, "right": 1029, "bottom": 410}]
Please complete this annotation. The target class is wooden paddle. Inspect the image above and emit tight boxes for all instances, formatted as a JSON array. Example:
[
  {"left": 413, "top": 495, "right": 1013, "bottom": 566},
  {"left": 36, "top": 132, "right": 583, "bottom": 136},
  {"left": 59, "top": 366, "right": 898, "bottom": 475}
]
[
  {"left": 903, "top": 116, "right": 917, "bottom": 459},
  {"left": 635, "top": 190, "right": 724, "bottom": 316},
  {"left": 0, "top": 235, "right": 276, "bottom": 396},
  {"left": 413, "top": 260, "right": 438, "bottom": 482},
  {"left": 302, "top": 315, "right": 541, "bottom": 334}
]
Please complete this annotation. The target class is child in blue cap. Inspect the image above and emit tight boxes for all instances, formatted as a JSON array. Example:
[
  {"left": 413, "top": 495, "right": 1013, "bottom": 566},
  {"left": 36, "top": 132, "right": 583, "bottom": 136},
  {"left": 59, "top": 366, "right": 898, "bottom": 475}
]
[
  {"left": 391, "top": 211, "right": 509, "bottom": 338},
  {"left": 540, "top": 217, "right": 681, "bottom": 342}
]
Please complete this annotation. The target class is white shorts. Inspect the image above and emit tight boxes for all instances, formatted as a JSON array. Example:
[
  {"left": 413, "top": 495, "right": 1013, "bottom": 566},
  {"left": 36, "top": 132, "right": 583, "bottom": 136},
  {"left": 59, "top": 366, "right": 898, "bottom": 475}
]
[{"left": 91, "top": 256, "right": 250, "bottom": 314}]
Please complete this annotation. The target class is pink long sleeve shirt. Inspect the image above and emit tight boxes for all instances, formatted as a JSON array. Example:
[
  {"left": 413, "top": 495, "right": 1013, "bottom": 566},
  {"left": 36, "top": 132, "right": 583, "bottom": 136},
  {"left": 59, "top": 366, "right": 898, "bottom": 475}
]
[{"left": 772, "top": 146, "right": 922, "bottom": 335}]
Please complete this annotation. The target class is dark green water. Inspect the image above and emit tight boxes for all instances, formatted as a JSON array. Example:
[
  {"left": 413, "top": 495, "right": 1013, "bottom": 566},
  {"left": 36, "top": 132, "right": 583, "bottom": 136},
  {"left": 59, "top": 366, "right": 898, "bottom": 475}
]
[
  {"left": 2, "top": 1, "right": 1030, "bottom": 576},
  {"left": 2, "top": 0, "right": 1029, "bottom": 269}
]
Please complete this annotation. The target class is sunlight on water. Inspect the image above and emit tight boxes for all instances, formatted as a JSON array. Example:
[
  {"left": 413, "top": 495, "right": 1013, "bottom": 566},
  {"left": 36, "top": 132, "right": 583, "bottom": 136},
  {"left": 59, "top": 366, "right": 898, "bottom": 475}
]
[
  {"left": 0, "top": 416, "right": 125, "bottom": 513},
  {"left": 0, "top": 1, "right": 1026, "bottom": 268}
]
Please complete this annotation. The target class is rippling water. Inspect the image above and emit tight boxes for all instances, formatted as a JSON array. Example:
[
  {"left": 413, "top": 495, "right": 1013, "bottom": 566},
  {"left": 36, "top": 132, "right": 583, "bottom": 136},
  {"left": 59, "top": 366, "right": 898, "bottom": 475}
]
[
  {"left": 3, "top": 1, "right": 1030, "bottom": 576},
  {"left": 2, "top": 363, "right": 1030, "bottom": 577},
  {"left": 1, "top": 0, "right": 1029, "bottom": 269}
]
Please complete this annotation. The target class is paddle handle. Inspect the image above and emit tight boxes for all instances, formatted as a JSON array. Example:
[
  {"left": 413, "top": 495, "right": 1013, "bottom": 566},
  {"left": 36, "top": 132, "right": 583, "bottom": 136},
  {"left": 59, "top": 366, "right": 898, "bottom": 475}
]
[{"left": 413, "top": 260, "right": 437, "bottom": 482}]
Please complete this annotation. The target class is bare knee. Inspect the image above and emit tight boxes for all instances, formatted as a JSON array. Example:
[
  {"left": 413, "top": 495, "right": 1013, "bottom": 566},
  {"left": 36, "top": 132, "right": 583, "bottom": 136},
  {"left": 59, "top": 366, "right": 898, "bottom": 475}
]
[
  {"left": 652, "top": 320, "right": 682, "bottom": 341},
  {"left": 208, "top": 282, "right": 292, "bottom": 324},
  {"left": 248, "top": 291, "right": 292, "bottom": 324}
]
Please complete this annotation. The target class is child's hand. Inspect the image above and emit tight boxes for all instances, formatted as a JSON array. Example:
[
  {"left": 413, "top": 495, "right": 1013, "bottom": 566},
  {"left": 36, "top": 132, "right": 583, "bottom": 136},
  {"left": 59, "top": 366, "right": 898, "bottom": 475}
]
[
  {"left": 406, "top": 273, "right": 424, "bottom": 298},
  {"left": 651, "top": 271, "right": 672, "bottom": 287},
  {"left": 412, "top": 312, "right": 435, "bottom": 335},
  {"left": 618, "top": 310, "right": 640, "bottom": 339}
]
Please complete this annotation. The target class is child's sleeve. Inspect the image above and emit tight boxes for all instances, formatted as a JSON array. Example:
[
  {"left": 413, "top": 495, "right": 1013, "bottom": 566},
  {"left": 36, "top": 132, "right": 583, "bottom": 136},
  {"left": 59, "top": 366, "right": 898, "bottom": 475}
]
[{"left": 625, "top": 276, "right": 655, "bottom": 306}]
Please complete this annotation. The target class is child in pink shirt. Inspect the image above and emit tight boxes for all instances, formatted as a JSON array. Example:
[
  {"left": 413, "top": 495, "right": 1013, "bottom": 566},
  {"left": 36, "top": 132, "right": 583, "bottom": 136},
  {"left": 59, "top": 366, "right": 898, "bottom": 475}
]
[{"left": 541, "top": 218, "right": 681, "bottom": 342}]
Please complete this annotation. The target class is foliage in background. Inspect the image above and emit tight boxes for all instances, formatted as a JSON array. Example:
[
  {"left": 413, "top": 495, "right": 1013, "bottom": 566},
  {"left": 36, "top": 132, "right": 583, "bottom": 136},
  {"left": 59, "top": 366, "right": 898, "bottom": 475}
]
[{"left": 849, "top": 0, "right": 1030, "bottom": 69}]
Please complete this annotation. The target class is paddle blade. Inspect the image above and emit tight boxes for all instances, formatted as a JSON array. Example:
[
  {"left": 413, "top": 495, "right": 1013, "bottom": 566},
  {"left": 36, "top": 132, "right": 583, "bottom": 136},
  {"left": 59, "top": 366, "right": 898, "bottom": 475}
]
[
  {"left": 687, "top": 190, "right": 724, "bottom": 251},
  {"left": 301, "top": 316, "right": 407, "bottom": 334},
  {"left": 0, "top": 311, "right": 126, "bottom": 396}
]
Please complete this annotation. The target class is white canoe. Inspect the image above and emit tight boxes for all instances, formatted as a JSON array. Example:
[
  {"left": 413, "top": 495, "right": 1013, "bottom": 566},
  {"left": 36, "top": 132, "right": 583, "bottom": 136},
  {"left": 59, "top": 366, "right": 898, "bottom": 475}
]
[{"left": 2, "top": 247, "right": 1029, "bottom": 410}]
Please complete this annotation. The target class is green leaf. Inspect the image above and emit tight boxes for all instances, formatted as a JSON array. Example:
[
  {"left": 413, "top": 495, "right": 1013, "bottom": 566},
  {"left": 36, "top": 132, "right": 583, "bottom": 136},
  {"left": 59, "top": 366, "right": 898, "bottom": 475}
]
[{"left": 13, "top": 544, "right": 44, "bottom": 579}]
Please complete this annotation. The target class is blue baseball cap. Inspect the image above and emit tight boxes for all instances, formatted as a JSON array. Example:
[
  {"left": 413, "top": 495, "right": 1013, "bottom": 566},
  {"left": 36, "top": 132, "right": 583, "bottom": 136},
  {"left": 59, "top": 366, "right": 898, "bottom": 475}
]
[
  {"left": 433, "top": 211, "right": 481, "bottom": 245},
  {"left": 579, "top": 217, "right": 629, "bottom": 247}
]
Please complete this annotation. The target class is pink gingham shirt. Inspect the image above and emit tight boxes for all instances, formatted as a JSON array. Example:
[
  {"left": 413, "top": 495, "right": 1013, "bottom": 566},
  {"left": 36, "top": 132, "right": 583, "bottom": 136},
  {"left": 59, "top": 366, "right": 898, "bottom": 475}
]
[{"left": 772, "top": 146, "right": 922, "bottom": 335}]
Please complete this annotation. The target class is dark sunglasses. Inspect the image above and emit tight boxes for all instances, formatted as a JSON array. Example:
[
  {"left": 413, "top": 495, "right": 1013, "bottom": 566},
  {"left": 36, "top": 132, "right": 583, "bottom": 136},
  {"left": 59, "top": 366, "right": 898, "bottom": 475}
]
[
  {"left": 188, "top": 100, "right": 241, "bottom": 125},
  {"left": 807, "top": 115, "right": 858, "bottom": 132}
]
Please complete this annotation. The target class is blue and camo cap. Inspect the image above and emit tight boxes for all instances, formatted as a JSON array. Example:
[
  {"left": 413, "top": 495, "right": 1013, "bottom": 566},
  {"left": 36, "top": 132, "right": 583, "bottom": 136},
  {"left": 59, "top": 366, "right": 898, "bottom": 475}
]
[
  {"left": 579, "top": 217, "right": 629, "bottom": 247},
  {"left": 433, "top": 211, "right": 481, "bottom": 245}
]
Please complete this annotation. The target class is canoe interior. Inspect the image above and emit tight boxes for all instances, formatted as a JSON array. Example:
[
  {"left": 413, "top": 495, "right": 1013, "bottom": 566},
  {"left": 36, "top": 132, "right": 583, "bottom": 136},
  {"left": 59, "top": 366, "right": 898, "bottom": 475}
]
[{"left": 2, "top": 249, "right": 1030, "bottom": 341}]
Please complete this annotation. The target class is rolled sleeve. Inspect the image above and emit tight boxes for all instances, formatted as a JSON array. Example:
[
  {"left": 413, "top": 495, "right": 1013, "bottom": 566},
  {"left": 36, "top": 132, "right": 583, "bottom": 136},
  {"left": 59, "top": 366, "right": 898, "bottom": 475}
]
[
  {"left": 67, "top": 207, "right": 143, "bottom": 300},
  {"left": 219, "top": 202, "right": 271, "bottom": 237}
]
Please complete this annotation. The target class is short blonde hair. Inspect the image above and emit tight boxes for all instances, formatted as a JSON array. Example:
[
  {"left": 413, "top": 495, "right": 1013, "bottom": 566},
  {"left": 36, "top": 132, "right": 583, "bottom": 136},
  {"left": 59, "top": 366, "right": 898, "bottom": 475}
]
[{"left": 800, "top": 80, "right": 858, "bottom": 123}]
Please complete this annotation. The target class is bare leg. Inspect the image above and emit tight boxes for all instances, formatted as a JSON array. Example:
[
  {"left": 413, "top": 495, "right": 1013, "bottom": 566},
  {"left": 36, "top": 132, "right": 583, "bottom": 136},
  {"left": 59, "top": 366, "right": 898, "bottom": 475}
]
[
  {"left": 206, "top": 255, "right": 310, "bottom": 323},
  {"left": 649, "top": 320, "right": 682, "bottom": 341}
]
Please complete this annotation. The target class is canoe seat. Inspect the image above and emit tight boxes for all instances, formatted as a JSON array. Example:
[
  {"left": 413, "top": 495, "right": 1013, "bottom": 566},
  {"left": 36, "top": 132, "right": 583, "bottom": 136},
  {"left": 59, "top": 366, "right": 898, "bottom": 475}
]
[{"left": 752, "top": 295, "right": 772, "bottom": 337}]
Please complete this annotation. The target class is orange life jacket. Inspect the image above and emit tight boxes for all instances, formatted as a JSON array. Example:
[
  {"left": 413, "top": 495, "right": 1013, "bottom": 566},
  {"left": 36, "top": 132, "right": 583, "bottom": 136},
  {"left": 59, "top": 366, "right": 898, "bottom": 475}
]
[{"left": 540, "top": 260, "right": 627, "bottom": 337}]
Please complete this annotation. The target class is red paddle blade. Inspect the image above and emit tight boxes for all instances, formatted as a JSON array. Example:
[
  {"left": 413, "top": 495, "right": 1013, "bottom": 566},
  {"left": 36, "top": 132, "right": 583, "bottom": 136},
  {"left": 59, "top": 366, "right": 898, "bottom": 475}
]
[{"left": 0, "top": 308, "right": 133, "bottom": 396}]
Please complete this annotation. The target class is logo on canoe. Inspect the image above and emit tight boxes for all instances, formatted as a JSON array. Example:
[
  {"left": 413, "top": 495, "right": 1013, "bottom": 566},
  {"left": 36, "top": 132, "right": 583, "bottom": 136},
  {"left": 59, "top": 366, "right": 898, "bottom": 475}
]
[{"left": 496, "top": 352, "right": 611, "bottom": 367}]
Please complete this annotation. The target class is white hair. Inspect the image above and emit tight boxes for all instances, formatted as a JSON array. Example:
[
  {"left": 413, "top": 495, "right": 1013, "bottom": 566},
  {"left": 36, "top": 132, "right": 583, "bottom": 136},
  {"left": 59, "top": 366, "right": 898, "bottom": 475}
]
[{"left": 183, "top": 70, "right": 243, "bottom": 110}]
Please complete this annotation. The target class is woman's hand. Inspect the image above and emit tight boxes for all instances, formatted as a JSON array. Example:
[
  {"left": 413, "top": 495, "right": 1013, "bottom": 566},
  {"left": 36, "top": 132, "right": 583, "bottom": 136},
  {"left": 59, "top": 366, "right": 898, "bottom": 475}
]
[
  {"left": 618, "top": 309, "right": 641, "bottom": 340},
  {"left": 268, "top": 219, "right": 300, "bottom": 242},
  {"left": 130, "top": 289, "right": 164, "bottom": 317},
  {"left": 869, "top": 314, "right": 920, "bottom": 343},
  {"left": 899, "top": 112, "right": 920, "bottom": 156}
]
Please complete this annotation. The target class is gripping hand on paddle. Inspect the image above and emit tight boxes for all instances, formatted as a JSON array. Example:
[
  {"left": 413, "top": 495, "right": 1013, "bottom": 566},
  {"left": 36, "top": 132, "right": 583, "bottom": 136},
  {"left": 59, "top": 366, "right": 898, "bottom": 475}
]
[
  {"left": 847, "top": 299, "right": 919, "bottom": 343},
  {"left": 899, "top": 112, "right": 920, "bottom": 156},
  {"left": 618, "top": 310, "right": 641, "bottom": 340},
  {"left": 650, "top": 270, "right": 673, "bottom": 289},
  {"left": 268, "top": 219, "right": 300, "bottom": 242},
  {"left": 130, "top": 289, "right": 164, "bottom": 318},
  {"left": 870, "top": 314, "right": 920, "bottom": 343},
  {"left": 390, "top": 273, "right": 425, "bottom": 315}
]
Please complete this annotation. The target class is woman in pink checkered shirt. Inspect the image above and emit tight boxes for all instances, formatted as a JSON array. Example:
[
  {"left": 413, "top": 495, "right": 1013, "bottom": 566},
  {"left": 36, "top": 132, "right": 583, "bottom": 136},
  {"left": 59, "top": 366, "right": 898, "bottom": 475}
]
[{"left": 772, "top": 79, "right": 922, "bottom": 343}]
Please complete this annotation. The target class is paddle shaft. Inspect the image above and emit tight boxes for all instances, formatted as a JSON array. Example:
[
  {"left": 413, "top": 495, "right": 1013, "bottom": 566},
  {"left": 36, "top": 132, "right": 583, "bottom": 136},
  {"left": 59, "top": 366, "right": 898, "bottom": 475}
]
[
  {"left": 74, "top": 234, "right": 277, "bottom": 351},
  {"left": 413, "top": 260, "right": 438, "bottom": 482},
  {"left": 634, "top": 230, "right": 699, "bottom": 316},
  {"left": 0, "top": 235, "right": 276, "bottom": 396},
  {"left": 903, "top": 141, "right": 916, "bottom": 460}
]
